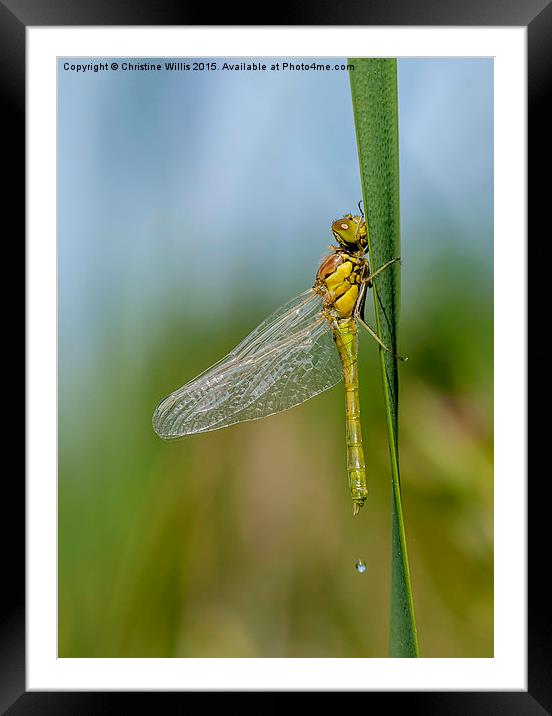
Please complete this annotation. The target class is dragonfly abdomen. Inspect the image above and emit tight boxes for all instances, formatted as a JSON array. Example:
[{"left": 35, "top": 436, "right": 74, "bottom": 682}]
[{"left": 333, "top": 317, "right": 368, "bottom": 515}]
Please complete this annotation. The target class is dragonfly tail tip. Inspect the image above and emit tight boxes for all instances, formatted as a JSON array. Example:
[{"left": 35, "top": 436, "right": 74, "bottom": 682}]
[{"left": 352, "top": 499, "right": 366, "bottom": 516}]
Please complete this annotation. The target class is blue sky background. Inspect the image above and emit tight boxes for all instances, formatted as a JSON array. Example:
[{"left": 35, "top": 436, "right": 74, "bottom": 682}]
[{"left": 59, "top": 58, "right": 493, "bottom": 383}]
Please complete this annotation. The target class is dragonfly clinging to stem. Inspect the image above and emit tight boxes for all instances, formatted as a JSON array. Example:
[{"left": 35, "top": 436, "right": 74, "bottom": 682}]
[{"left": 153, "top": 211, "right": 406, "bottom": 515}]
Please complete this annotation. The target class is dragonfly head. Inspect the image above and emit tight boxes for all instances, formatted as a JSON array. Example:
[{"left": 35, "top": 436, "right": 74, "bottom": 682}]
[{"left": 331, "top": 214, "right": 368, "bottom": 253}]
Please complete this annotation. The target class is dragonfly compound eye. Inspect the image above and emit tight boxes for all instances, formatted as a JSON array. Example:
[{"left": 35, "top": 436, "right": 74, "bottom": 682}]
[{"left": 331, "top": 215, "right": 368, "bottom": 252}]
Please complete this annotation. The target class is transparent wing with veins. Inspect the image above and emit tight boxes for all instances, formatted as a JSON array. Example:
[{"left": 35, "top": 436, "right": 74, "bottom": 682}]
[{"left": 152, "top": 289, "right": 343, "bottom": 438}]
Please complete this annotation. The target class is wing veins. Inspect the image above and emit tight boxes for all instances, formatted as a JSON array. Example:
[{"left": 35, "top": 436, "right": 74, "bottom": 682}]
[{"left": 153, "top": 290, "right": 343, "bottom": 438}]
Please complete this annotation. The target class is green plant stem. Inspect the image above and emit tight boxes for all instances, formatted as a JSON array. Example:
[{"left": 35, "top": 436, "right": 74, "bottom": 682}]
[{"left": 348, "top": 57, "right": 419, "bottom": 657}]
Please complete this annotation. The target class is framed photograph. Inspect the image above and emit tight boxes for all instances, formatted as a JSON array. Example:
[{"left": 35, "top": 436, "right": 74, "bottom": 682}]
[{"left": 10, "top": 0, "right": 546, "bottom": 710}]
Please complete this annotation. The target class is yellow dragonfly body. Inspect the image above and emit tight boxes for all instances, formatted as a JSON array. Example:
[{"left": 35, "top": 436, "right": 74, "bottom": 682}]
[{"left": 153, "top": 213, "right": 401, "bottom": 514}]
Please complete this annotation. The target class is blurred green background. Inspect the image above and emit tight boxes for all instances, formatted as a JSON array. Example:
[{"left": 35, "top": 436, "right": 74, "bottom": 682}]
[{"left": 58, "top": 58, "right": 493, "bottom": 657}]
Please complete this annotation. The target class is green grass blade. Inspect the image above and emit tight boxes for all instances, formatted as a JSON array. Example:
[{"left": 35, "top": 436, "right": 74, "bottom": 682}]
[{"left": 348, "top": 58, "right": 419, "bottom": 657}]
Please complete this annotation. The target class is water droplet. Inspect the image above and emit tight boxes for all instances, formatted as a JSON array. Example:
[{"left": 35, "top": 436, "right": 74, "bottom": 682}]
[{"left": 355, "top": 559, "right": 366, "bottom": 574}]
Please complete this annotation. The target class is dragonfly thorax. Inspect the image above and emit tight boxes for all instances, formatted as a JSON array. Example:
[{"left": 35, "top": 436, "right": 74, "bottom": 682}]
[{"left": 315, "top": 250, "right": 368, "bottom": 319}]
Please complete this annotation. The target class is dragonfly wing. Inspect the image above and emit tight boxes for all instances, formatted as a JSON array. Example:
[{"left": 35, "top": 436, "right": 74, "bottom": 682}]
[{"left": 152, "top": 289, "right": 343, "bottom": 438}]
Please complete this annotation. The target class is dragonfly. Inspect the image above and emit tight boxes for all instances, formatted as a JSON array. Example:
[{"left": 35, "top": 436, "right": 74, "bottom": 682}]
[{"left": 152, "top": 211, "right": 405, "bottom": 515}]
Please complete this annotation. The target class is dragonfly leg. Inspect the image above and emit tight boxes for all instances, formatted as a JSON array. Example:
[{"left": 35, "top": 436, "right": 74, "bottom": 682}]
[
  {"left": 357, "top": 316, "right": 408, "bottom": 362},
  {"left": 363, "top": 257, "right": 401, "bottom": 285}
]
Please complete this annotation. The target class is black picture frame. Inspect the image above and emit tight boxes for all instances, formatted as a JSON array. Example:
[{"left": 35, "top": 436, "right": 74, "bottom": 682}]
[{"left": 10, "top": 0, "right": 546, "bottom": 711}]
